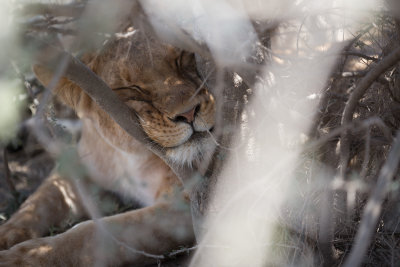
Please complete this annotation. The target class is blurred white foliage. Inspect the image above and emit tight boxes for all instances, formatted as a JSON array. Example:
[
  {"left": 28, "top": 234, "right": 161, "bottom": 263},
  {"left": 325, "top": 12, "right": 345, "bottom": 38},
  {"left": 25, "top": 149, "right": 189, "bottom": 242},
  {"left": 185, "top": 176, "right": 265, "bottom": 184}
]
[
  {"left": 0, "top": 80, "right": 24, "bottom": 141},
  {"left": 0, "top": 1, "right": 15, "bottom": 60},
  {"left": 144, "top": 0, "right": 381, "bottom": 266},
  {"left": 0, "top": 1, "right": 23, "bottom": 142},
  {"left": 141, "top": 0, "right": 258, "bottom": 65},
  {"left": 0, "top": 0, "right": 384, "bottom": 265}
]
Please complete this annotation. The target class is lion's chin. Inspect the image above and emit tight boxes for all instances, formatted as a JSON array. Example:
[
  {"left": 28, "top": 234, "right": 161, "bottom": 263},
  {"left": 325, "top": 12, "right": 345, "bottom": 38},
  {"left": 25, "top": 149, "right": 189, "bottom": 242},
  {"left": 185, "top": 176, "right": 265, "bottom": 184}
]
[{"left": 165, "top": 133, "right": 215, "bottom": 167}]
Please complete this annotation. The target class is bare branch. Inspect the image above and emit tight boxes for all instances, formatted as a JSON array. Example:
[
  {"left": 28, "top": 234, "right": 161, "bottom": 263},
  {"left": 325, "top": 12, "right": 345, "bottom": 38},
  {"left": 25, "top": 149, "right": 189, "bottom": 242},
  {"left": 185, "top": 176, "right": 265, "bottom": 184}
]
[
  {"left": 27, "top": 25, "right": 77, "bottom": 36},
  {"left": 342, "top": 47, "right": 400, "bottom": 125},
  {"left": 342, "top": 51, "right": 379, "bottom": 62},
  {"left": 63, "top": 56, "right": 148, "bottom": 143},
  {"left": 65, "top": 54, "right": 194, "bottom": 180},
  {"left": 34, "top": 41, "right": 194, "bottom": 184}
]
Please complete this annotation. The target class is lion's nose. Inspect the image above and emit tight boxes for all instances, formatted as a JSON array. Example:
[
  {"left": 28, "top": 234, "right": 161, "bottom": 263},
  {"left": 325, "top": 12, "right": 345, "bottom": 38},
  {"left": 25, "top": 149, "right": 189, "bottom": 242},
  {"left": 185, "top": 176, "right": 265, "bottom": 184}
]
[{"left": 173, "top": 105, "right": 199, "bottom": 124}]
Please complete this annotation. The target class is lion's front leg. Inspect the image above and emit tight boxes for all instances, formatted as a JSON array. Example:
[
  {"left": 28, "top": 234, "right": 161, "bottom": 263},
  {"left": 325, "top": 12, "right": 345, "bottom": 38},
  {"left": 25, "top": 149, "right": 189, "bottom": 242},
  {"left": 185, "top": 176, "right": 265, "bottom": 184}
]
[
  {"left": 0, "top": 198, "right": 194, "bottom": 267},
  {"left": 0, "top": 173, "right": 86, "bottom": 250}
]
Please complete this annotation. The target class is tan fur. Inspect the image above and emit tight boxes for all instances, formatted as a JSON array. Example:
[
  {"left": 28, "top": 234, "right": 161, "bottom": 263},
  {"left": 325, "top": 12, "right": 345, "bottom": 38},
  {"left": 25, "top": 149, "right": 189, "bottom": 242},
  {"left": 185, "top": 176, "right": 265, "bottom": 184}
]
[{"left": 0, "top": 29, "right": 215, "bottom": 266}]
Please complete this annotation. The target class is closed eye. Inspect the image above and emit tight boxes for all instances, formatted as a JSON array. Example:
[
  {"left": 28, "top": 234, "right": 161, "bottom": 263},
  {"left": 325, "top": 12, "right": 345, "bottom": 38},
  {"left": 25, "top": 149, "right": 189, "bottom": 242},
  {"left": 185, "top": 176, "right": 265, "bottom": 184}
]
[
  {"left": 113, "top": 85, "right": 151, "bottom": 102},
  {"left": 113, "top": 85, "right": 148, "bottom": 95}
]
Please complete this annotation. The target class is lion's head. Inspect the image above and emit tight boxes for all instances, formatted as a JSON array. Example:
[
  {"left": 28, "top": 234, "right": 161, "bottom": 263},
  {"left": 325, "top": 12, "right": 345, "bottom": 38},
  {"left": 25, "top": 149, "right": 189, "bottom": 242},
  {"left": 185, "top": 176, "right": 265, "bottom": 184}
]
[{"left": 34, "top": 29, "right": 216, "bottom": 166}]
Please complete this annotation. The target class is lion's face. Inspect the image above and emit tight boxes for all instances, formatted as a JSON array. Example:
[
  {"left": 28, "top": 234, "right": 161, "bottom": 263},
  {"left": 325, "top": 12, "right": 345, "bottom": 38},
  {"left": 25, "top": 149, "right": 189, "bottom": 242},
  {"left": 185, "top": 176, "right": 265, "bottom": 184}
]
[
  {"left": 86, "top": 30, "right": 216, "bottom": 164},
  {"left": 34, "top": 29, "right": 216, "bottom": 165}
]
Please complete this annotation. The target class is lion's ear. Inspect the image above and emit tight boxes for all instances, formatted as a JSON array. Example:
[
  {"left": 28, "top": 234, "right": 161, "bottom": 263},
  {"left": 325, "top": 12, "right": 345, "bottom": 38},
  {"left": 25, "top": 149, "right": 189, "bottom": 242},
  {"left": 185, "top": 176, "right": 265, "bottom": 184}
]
[{"left": 33, "top": 64, "right": 83, "bottom": 109}]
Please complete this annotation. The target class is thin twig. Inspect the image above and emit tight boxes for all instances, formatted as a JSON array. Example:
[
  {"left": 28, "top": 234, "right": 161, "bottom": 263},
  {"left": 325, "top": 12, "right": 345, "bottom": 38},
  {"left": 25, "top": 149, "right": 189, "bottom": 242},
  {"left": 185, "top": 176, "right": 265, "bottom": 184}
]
[
  {"left": 343, "top": 129, "right": 400, "bottom": 267},
  {"left": 343, "top": 24, "right": 374, "bottom": 54},
  {"left": 168, "top": 245, "right": 198, "bottom": 257},
  {"left": 27, "top": 25, "right": 77, "bottom": 36},
  {"left": 342, "top": 51, "right": 379, "bottom": 62},
  {"left": 304, "top": 116, "right": 391, "bottom": 153}
]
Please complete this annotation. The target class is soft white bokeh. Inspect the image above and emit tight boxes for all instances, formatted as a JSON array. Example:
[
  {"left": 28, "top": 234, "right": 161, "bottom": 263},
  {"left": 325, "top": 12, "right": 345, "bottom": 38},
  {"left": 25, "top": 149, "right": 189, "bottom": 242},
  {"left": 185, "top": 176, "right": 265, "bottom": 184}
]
[
  {"left": 0, "top": 0, "right": 382, "bottom": 265},
  {"left": 0, "top": 80, "right": 24, "bottom": 141},
  {"left": 0, "top": 1, "right": 23, "bottom": 141},
  {"left": 181, "top": 0, "right": 378, "bottom": 266},
  {"left": 141, "top": 0, "right": 258, "bottom": 66},
  {"left": 0, "top": 1, "right": 15, "bottom": 63}
]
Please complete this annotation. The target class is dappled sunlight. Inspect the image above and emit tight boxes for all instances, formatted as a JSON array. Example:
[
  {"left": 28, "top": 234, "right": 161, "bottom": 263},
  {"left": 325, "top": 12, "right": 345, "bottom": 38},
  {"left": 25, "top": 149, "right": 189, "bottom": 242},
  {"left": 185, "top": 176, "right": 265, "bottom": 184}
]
[
  {"left": 26, "top": 244, "right": 53, "bottom": 256},
  {"left": 52, "top": 178, "right": 80, "bottom": 215}
]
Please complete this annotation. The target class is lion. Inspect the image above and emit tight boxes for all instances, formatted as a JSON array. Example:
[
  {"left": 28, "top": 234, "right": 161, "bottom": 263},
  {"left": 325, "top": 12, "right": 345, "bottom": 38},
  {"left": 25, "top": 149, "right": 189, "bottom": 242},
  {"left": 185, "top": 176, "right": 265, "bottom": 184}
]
[{"left": 0, "top": 27, "right": 216, "bottom": 266}]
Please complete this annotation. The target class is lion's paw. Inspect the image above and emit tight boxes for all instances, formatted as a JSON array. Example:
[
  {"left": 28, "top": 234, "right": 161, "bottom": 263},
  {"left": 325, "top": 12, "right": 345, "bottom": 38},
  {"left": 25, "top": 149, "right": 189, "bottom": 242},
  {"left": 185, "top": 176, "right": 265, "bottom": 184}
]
[
  {"left": 0, "top": 221, "right": 38, "bottom": 250},
  {"left": 0, "top": 238, "right": 54, "bottom": 267}
]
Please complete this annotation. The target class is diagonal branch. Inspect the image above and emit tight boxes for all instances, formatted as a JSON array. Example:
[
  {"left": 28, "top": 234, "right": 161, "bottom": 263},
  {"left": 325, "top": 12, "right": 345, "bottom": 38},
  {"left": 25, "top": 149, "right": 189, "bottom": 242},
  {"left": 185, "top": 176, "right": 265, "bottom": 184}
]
[
  {"left": 35, "top": 42, "right": 194, "bottom": 184},
  {"left": 341, "top": 46, "right": 400, "bottom": 125}
]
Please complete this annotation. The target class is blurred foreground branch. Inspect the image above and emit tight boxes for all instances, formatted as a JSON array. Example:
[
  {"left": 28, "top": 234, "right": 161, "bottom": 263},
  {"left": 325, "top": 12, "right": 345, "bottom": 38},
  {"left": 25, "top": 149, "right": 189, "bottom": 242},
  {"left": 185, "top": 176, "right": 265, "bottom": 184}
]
[
  {"left": 34, "top": 41, "right": 195, "bottom": 183},
  {"left": 343, "top": 129, "right": 400, "bottom": 267}
]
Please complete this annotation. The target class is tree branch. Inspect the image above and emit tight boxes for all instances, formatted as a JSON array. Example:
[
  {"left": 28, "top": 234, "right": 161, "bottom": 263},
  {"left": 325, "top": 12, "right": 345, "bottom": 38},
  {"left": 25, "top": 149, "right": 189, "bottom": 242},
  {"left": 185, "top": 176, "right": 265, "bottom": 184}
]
[
  {"left": 342, "top": 51, "right": 378, "bottom": 62},
  {"left": 28, "top": 25, "right": 77, "bottom": 36},
  {"left": 34, "top": 42, "right": 194, "bottom": 185}
]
